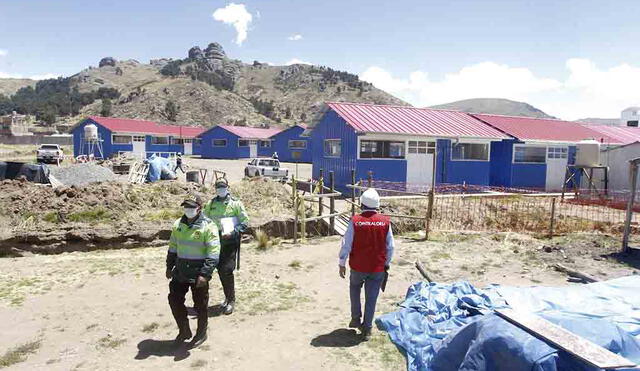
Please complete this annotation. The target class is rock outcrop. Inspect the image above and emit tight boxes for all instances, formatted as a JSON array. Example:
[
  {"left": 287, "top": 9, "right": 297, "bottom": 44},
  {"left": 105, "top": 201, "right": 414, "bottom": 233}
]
[{"left": 99, "top": 57, "right": 117, "bottom": 68}]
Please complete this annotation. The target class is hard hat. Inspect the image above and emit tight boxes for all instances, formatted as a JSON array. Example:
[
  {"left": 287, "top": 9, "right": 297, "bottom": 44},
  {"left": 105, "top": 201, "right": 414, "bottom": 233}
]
[{"left": 360, "top": 188, "right": 380, "bottom": 209}]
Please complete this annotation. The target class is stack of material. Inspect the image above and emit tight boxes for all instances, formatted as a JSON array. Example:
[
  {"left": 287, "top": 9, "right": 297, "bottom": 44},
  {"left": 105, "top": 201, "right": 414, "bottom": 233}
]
[
  {"left": 49, "top": 163, "right": 117, "bottom": 186},
  {"left": 377, "top": 277, "right": 640, "bottom": 370}
]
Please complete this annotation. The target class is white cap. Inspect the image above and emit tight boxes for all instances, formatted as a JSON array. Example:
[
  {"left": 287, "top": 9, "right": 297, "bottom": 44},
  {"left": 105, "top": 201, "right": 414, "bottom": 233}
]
[{"left": 360, "top": 188, "right": 380, "bottom": 209}]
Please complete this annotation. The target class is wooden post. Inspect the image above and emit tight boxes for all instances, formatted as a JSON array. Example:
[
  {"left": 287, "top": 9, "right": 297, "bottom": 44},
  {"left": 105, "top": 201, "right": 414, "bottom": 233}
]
[
  {"left": 318, "top": 169, "right": 324, "bottom": 216},
  {"left": 300, "top": 195, "right": 306, "bottom": 243},
  {"left": 367, "top": 171, "right": 373, "bottom": 187},
  {"left": 549, "top": 197, "right": 556, "bottom": 238},
  {"left": 329, "top": 171, "right": 335, "bottom": 235},
  {"left": 622, "top": 161, "right": 639, "bottom": 253},
  {"left": 425, "top": 189, "right": 435, "bottom": 240},
  {"left": 293, "top": 176, "right": 298, "bottom": 244},
  {"left": 351, "top": 169, "right": 356, "bottom": 216}
]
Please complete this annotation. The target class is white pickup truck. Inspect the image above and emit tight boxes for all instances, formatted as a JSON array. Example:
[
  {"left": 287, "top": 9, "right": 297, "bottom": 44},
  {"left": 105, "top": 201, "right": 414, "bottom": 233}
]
[
  {"left": 36, "top": 144, "right": 64, "bottom": 164},
  {"left": 244, "top": 158, "right": 289, "bottom": 180}
]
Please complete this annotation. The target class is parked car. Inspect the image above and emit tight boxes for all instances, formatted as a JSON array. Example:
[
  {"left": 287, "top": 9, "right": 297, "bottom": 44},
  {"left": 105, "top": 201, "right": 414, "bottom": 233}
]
[
  {"left": 244, "top": 158, "right": 289, "bottom": 180},
  {"left": 36, "top": 144, "right": 64, "bottom": 164}
]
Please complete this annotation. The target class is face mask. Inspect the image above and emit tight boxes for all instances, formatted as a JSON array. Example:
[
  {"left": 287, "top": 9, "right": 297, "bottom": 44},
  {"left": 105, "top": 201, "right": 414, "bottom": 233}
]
[
  {"left": 184, "top": 207, "right": 198, "bottom": 219},
  {"left": 216, "top": 188, "right": 228, "bottom": 198}
]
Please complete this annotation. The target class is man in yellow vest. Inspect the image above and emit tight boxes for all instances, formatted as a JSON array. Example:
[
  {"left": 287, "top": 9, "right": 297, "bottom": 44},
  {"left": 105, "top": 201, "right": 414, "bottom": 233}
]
[
  {"left": 203, "top": 178, "right": 249, "bottom": 315},
  {"left": 167, "top": 195, "right": 220, "bottom": 348}
]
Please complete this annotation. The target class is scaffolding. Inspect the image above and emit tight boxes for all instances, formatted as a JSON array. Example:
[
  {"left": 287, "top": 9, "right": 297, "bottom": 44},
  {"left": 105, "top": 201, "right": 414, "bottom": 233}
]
[{"left": 561, "top": 165, "right": 609, "bottom": 200}]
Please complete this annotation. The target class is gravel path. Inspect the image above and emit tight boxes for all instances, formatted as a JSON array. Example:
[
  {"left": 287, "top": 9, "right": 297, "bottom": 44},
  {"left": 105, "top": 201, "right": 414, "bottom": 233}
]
[{"left": 49, "top": 163, "right": 117, "bottom": 186}]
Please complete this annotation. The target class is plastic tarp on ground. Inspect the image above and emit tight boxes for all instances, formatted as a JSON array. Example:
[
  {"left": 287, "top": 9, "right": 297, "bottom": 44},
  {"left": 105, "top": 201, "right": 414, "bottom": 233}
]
[
  {"left": 145, "top": 155, "right": 176, "bottom": 182},
  {"left": 376, "top": 277, "right": 640, "bottom": 371},
  {"left": 0, "top": 161, "right": 50, "bottom": 183}
]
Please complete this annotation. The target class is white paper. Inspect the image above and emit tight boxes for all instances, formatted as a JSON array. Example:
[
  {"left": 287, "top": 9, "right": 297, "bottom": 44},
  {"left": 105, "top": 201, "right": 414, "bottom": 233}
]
[{"left": 220, "top": 217, "right": 239, "bottom": 235}]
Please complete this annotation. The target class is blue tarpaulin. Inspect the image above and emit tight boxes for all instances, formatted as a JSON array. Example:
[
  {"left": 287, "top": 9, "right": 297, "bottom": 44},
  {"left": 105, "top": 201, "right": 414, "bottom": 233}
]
[
  {"left": 146, "top": 155, "right": 176, "bottom": 182},
  {"left": 376, "top": 277, "right": 640, "bottom": 371}
]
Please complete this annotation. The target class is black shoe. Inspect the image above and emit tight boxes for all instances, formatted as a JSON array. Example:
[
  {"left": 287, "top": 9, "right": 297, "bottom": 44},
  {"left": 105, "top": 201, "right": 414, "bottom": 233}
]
[
  {"left": 189, "top": 332, "right": 207, "bottom": 348},
  {"left": 223, "top": 301, "right": 235, "bottom": 315},
  {"left": 361, "top": 327, "right": 372, "bottom": 341},
  {"left": 173, "top": 328, "right": 193, "bottom": 346},
  {"left": 348, "top": 318, "right": 361, "bottom": 329}
]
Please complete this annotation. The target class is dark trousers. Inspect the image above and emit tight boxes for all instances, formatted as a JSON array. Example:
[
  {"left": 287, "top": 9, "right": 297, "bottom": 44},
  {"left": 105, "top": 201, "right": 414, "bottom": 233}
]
[
  {"left": 174, "top": 164, "right": 185, "bottom": 173},
  {"left": 349, "top": 270, "right": 385, "bottom": 329},
  {"left": 218, "top": 243, "right": 238, "bottom": 302},
  {"left": 168, "top": 279, "right": 209, "bottom": 334}
]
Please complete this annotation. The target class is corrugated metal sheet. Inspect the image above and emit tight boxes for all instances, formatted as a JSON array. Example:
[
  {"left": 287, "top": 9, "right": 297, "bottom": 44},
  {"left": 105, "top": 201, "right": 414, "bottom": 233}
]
[
  {"left": 579, "top": 124, "right": 640, "bottom": 145},
  {"left": 472, "top": 113, "right": 621, "bottom": 143},
  {"left": 88, "top": 116, "right": 205, "bottom": 138},
  {"left": 218, "top": 125, "right": 282, "bottom": 139},
  {"left": 326, "top": 102, "right": 510, "bottom": 139}
]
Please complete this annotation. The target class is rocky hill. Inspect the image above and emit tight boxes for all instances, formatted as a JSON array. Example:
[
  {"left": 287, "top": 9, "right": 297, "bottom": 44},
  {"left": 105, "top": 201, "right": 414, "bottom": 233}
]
[
  {"left": 0, "top": 78, "right": 34, "bottom": 96},
  {"left": 430, "top": 98, "right": 553, "bottom": 119},
  {"left": 0, "top": 42, "right": 405, "bottom": 128}
]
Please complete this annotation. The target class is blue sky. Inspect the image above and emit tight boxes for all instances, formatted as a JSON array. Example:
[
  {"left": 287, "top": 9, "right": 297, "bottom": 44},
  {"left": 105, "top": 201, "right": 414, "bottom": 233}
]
[{"left": 1, "top": 0, "right": 639, "bottom": 119}]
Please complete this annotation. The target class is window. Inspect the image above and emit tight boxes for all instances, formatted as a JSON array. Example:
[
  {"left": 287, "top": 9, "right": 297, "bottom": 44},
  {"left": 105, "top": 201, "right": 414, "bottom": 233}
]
[
  {"left": 451, "top": 143, "right": 489, "bottom": 161},
  {"left": 514, "top": 146, "right": 546, "bottom": 163},
  {"left": 324, "top": 139, "right": 341, "bottom": 157},
  {"left": 112, "top": 135, "right": 132, "bottom": 144},
  {"left": 169, "top": 137, "right": 179, "bottom": 145},
  {"left": 260, "top": 140, "right": 272, "bottom": 148},
  {"left": 289, "top": 140, "right": 307, "bottom": 149},
  {"left": 133, "top": 135, "right": 145, "bottom": 142},
  {"left": 628, "top": 120, "right": 639, "bottom": 127},
  {"left": 359, "top": 140, "right": 405, "bottom": 159},
  {"left": 238, "top": 139, "right": 249, "bottom": 147},
  {"left": 408, "top": 141, "right": 435, "bottom": 154},
  {"left": 213, "top": 139, "right": 227, "bottom": 147},
  {"left": 258, "top": 159, "right": 279, "bottom": 167},
  {"left": 151, "top": 136, "right": 168, "bottom": 145},
  {"left": 195, "top": 138, "right": 202, "bottom": 145},
  {"left": 547, "top": 146, "right": 568, "bottom": 159}
]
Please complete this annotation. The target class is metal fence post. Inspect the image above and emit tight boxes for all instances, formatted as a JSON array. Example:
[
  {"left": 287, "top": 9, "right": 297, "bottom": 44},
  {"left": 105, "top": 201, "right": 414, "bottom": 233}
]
[
  {"left": 622, "top": 161, "right": 639, "bottom": 253},
  {"left": 549, "top": 197, "right": 556, "bottom": 238},
  {"left": 329, "top": 171, "right": 336, "bottom": 235}
]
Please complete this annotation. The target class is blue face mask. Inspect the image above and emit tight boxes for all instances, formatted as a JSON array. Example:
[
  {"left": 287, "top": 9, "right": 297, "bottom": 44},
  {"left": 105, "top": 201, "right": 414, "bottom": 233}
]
[{"left": 184, "top": 207, "right": 198, "bottom": 219}]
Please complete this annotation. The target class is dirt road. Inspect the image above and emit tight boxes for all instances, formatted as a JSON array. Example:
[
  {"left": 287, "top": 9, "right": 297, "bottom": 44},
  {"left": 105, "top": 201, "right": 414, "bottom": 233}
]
[
  {"left": 2, "top": 230, "right": 637, "bottom": 370},
  {"left": 179, "top": 157, "right": 312, "bottom": 183}
]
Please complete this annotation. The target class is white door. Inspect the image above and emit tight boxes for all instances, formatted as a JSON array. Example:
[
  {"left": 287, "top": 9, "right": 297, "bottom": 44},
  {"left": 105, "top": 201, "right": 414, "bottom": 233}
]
[
  {"left": 406, "top": 141, "right": 436, "bottom": 188},
  {"left": 132, "top": 135, "right": 146, "bottom": 159},
  {"left": 545, "top": 146, "right": 569, "bottom": 191},
  {"left": 249, "top": 140, "right": 258, "bottom": 158},
  {"left": 183, "top": 140, "right": 193, "bottom": 155}
]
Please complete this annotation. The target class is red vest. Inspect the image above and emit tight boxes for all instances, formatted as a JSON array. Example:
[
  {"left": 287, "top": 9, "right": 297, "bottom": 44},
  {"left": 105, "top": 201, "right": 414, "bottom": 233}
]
[{"left": 349, "top": 211, "right": 390, "bottom": 273}]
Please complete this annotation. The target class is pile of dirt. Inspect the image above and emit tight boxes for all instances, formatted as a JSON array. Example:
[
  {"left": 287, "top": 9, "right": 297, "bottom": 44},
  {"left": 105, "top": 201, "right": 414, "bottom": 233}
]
[{"left": 49, "top": 163, "right": 117, "bottom": 186}]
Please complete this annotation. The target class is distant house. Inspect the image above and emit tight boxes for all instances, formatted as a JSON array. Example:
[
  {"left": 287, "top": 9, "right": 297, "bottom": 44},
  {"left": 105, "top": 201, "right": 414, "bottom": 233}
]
[
  {"left": 0, "top": 111, "right": 33, "bottom": 136},
  {"left": 621, "top": 107, "right": 640, "bottom": 127},
  {"left": 270, "top": 124, "right": 311, "bottom": 163},
  {"left": 198, "top": 125, "right": 282, "bottom": 159},
  {"left": 71, "top": 116, "right": 204, "bottom": 159},
  {"left": 311, "top": 102, "right": 510, "bottom": 193}
]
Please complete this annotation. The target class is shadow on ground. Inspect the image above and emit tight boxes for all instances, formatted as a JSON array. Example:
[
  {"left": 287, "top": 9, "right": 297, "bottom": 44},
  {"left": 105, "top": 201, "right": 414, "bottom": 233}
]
[
  {"left": 605, "top": 248, "right": 640, "bottom": 270},
  {"left": 310, "top": 329, "right": 362, "bottom": 348},
  {"left": 135, "top": 339, "right": 190, "bottom": 361}
]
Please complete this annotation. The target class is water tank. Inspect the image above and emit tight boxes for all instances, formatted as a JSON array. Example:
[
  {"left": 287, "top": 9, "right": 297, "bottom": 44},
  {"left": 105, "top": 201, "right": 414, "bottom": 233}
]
[
  {"left": 575, "top": 139, "right": 601, "bottom": 167},
  {"left": 84, "top": 124, "right": 98, "bottom": 140}
]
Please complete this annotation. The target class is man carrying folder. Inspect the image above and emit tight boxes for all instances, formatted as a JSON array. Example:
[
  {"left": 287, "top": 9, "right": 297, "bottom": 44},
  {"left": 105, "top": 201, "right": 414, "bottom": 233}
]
[
  {"left": 203, "top": 178, "right": 249, "bottom": 315},
  {"left": 338, "top": 188, "right": 395, "bottom": 341}
]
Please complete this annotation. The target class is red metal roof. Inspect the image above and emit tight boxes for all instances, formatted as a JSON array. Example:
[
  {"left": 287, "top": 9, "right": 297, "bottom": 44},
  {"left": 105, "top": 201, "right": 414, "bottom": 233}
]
[
  {"left": 326, "top": 102, "right": 510, "bottom": 139},
  {"left": 578, "top": 124, "right": 640, "bottom": 145},
  {"left": 88, "top": 116, "right": 205, "bottom": 138},
  {"left": 217, "top": 125, "right": 282, "bottom": 139},
  {"left": 471, "top": 113, "right": 618, "bottom": 143}
]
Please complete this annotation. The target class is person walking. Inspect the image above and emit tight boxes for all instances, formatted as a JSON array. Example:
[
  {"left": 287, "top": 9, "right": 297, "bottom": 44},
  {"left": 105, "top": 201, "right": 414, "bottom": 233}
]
[
  {"left": 167, "top": 195, "right": 220, "bottom": 348},
  {"left": 174, "top": 153, "right": 185, "bottom": 173},
  {"left": 338, "top": 188, "right": 394, "bottom": 341},
  {"left": 203, "top": 178, "right": 249, "bottom": 315}
]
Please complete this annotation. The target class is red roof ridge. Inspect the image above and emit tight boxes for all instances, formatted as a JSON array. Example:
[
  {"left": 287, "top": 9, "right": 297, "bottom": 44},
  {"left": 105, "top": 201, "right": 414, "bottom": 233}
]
[{"left": 327, "top": 101, "right": 468, "bottom": 114}]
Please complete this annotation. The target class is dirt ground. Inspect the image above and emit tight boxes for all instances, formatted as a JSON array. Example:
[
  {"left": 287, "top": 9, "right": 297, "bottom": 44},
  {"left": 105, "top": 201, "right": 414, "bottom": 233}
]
[
  {"left": 2, "top": 229, "right": 640, "bottom": 370},
  {"left": 178, "top": 156, "right": 312, "bottom": 183}
]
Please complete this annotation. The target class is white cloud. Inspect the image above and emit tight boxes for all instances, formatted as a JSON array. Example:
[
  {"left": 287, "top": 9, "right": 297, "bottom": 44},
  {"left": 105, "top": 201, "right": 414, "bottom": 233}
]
[
  {"left": 0, "top": 71, "right": 60, "bottom": 80},
  {"left": 212, "top": 3, "right": 253, "bottom": 46},
  {"left": 361, "top": 60, "right": 640, "bottom": 120},
  {"left": 285, "top": 58, "right": 312, "bottom": 66},
  {"left": 287, "top": 34, "right": 303, "bottom": 41},
  {"left": 0, "top": 49, "right": 7, "bottom": 57}
]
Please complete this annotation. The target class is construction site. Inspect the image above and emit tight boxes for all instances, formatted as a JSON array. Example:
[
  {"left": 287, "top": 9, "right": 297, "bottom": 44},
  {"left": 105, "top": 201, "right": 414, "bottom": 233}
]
[{"left": 2, "top": 134, "right": 640, "bottom": 371}]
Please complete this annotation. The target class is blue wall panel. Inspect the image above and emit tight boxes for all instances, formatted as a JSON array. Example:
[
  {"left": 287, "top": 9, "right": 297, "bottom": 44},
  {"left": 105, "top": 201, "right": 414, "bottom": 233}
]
[
  {"left": 272, "top": 125, "right": 312, "bottom": 163},
  {"left": 311, "top": 110, "right": 358, "bottom": 193},
  {"left": 72, "top": 118, "right": 114, "bottom": 158},
  {"left": 511, "top": 163, "right": 546, "bottom": 188},
  {"left": 200, "top": 127, "right": 242, "bottom": 159},
  {"left": 436, "top": 139, "right": 491, "bottom": 185},
  {"left": 490, "top": 140, "right": 515, "bottom": 187}
]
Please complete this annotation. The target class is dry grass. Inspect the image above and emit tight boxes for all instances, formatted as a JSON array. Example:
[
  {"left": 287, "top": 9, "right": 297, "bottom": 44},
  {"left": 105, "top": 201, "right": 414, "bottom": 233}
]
[{"left": 0, "top": 340, "right": 41, "bottom": 368}]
